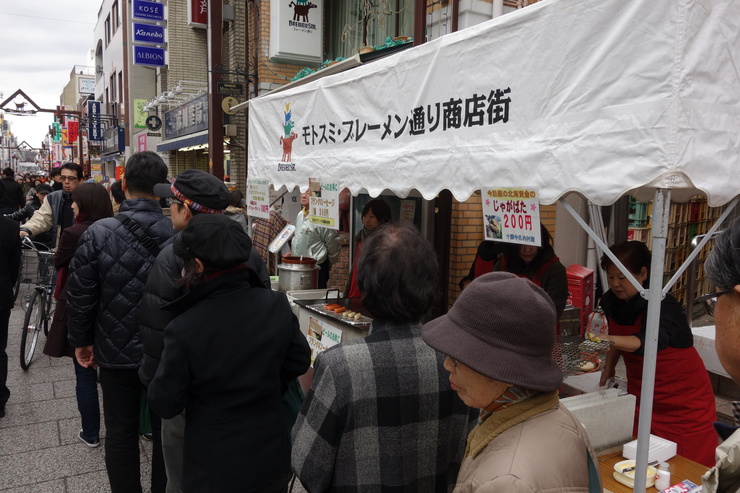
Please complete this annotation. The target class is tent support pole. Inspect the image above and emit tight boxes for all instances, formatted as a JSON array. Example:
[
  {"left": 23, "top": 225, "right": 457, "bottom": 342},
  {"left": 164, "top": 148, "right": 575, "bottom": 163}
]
[
  {"left": 633, "top": 188, "right": 670, "bottom": 492},
  {"left": 559, "top": 198, "right": 645, "bottom": 295}
]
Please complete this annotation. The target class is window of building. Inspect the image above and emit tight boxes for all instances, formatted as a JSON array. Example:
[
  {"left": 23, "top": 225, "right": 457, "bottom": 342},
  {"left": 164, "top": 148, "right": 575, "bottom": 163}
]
[
  {"left": 110, "top": 74, "right": 117, "bottom": 102},
  {"left": 105, "top": 15, "right": 111, "bottom": 46},
  {"left": 118, "top": 71, "right": 123, "bottom": 109},
  {"left": 327, "top": 1, "right": 414, "bottom": 59},
  {"left": 112, "top": 1, "right": 120, "bottom": 33}
]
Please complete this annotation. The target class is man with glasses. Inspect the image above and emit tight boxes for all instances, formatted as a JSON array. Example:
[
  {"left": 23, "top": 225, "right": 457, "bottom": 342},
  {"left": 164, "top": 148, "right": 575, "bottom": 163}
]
[{"left": 19, "top": 163, "right": 83, "bottom": 248}]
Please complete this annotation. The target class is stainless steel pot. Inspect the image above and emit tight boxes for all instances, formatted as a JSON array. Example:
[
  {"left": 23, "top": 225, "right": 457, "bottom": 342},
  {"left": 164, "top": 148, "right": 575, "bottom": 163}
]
[{"left": 277, "top": 262, "right": 319, "bottom": 292}]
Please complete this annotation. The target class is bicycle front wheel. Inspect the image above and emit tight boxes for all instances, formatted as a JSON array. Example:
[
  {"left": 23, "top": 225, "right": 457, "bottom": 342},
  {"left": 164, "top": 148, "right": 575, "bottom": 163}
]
[{"left": 20, "top": 290, "right": 44, "bottom": 370}]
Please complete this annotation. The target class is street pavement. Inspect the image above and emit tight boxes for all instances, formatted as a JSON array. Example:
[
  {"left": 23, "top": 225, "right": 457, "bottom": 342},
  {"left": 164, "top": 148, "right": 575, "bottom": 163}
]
[{"left": 0, "top": 287, "right": 309, "bottom": 493}]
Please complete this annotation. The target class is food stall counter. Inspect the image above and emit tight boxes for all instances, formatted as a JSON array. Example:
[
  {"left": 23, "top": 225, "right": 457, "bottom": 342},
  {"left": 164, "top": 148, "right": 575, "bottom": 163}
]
[{"left": 599, "top": 451, "right": 707, "bottom": 492}]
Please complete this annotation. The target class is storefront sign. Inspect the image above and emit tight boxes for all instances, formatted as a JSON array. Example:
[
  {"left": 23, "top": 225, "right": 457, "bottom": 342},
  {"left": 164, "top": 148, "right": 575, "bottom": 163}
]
[
  {"left": 246, "top": 178, "right": 270, "bottom": 219},
  {"left": 217, "top": 82, "right": 243, "bottom": 96},
  {"left": 164, "top": 94, "right": 209, "bottom": 140},
  {"left": 133, "top": 22, "right": 165, "bottom": 45},
  {"left": 102, "top": 126, "right": 125, "bottom": 155},
  {"left": 481, "top": 187, "right": 541, "bottom": 246},
  {"left": 308, "top": 178, "right": 340, "bottom": 230},
  {"left": 133, "top": 0, "right": 164, "bottom": 21},
  {"left": 78, "top": 77, "right": 95, "bottom": 94},
  {"left": 269, "top": 0, "right": 323, "bottom": 64},
  {"left": 188, "top": 0, "right": 208, "bottom": 27},
  {"left": 133, "top": 46, "right": 166, "bottom": 67},
  {"left": 87, "top": 101, "right": 102, "bottom": 141}
]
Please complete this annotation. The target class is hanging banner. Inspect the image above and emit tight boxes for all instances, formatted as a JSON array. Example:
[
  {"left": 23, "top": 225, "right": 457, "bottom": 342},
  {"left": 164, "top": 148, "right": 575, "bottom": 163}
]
[
  {"left": 87, "top": 101, "right": 103, "bottom": 141},
  {"left": 67, "top": 121, "right": 79, "bottom": 143},
  {"left": 481, "top": 187, "right": 541, "bottom": 246},
  {"left": 308, "top": 178, "right": 340, "bottom": 230},
  {"left": 246, "top": 177, "right": 270, "bottom": 218}
]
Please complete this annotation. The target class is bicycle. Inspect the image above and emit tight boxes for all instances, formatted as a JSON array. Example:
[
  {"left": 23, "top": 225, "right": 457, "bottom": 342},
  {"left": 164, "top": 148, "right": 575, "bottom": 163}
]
[{"left": 19, "top": 237, "right": 56, "bottom": 370}]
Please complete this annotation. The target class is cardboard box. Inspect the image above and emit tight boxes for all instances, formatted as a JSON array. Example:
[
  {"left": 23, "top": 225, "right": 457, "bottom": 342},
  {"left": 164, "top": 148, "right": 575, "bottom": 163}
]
[{"left": 566, "top": 264, "right": 594, "bottom": 337}]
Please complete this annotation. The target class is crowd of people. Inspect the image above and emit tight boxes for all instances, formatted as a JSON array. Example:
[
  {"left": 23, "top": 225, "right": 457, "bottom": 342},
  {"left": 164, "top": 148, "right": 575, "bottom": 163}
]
[{"left": 2, "top": 154, "right": 740, "bottom": 491}]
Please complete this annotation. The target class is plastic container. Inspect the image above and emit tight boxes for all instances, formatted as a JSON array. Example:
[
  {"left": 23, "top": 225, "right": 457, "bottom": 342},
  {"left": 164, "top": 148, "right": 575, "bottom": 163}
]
[{"left": 655, "top": 462, "right": 671, "bottom": 490}]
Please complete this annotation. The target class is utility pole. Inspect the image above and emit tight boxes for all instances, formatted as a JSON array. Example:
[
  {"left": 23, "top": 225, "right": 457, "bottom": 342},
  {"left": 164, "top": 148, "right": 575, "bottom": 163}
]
[{"left": 207, "top": 0, "right": 224, "bottom": 179}]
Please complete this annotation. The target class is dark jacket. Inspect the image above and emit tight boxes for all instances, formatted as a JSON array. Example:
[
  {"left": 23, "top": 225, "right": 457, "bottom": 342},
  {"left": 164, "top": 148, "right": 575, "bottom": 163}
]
[
  {"left": 44, "top": 220, "right": 93, "bottom": 358},
  {"left": 0, "top": 177, "right": 24, "bottom": 212},
  {"left": 0, "top": 217, "right": 21, "bottom": 310},
  {"left": 138, "top": 236, "right": 270, "bottom": 386},
  {"left": 148, "top": 267, "right": 310, "bottom": 493},
  {"left": 66, "top": 199, "right": 175, "bottom": 369}
]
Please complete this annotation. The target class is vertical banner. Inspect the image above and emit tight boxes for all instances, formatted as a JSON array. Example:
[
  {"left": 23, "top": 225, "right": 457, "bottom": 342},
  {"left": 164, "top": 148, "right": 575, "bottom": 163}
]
[
  {"left": 308, "top": 178, "right": 340, "bottom": 230},
  {"left": 67, "top": 121, "right": 79, "bottom": 143},
  {"left": 481, "top": 187, "right": 541, "bottom": 246},
  {"left": 137, "top": 133, "right": 147, "bottom": 151},
  {"left": 188, "top": 0, "right": 208, "bottom": 27},
  {"left": 246, "top": 177, "right": 270, "bottom": 218},
  {"left": 52, "top": 122, "right": 62, "bottom": 143}
]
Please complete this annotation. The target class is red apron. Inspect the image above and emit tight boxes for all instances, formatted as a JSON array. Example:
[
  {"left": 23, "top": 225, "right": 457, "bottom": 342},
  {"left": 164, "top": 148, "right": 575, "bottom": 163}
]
[{"left": 609, "top": 317, "right": 718, "bottom": 467}]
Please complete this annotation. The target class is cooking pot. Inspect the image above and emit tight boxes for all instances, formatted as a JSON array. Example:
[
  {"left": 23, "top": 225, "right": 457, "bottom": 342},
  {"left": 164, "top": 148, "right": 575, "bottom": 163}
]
[{"left": 278, "top": 256, "right": 319, "bottom": 292}]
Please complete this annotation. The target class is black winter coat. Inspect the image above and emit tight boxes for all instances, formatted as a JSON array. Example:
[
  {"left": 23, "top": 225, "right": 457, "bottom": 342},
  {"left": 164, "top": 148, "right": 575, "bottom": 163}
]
[
  {"left": 0, "top": 217, "right": 21, "bottom": 310},
  {"left": 138, "top": 237, "right": 270, "bottom": 386},
  {"left": 66, "top": 199, "right": 175, "bottom": 369},
  {"left": 147, "top": 267, "right": 310, "bottom": 493}
]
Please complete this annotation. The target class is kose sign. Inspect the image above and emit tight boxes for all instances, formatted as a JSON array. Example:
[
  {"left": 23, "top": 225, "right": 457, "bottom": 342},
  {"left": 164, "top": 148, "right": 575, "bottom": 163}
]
[{"left": 133, "top": 0, "right": 164, "bottom": 21}]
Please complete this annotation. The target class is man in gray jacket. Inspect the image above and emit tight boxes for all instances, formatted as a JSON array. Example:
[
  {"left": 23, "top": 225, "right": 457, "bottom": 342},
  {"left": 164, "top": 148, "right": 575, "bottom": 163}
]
[
  {"left": 19, "top": 163, "right": 82, "bottom": 247},
  {"left": 67, "top": 151, "right": 173, "bottom": 493}
]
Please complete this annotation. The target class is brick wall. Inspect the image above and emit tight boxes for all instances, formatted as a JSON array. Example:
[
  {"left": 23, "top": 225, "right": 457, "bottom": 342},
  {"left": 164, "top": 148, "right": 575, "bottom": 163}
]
[
  {"left": 327, "top": 233, "right": 351, "bottom": 294},
  {"left": 447, "top": 196, "right": 557, "bottom": 307}
]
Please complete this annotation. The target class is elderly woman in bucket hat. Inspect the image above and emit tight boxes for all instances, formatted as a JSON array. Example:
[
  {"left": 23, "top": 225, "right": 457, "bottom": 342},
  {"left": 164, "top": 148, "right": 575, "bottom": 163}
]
[{"left": 423, "top": 272, "right": 601, "bottom": 492}]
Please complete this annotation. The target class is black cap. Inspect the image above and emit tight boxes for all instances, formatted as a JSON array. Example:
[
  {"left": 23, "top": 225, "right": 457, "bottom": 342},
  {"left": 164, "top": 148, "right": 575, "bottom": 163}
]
[
  {"left": 153, "top": 169, "right": 230, "bottom": 213},
  {"left": 173, "top": 214, "right": 252, "bottom": 269},
  {"left": 35, "top": 184, "right": 52, "bottom": 194}
]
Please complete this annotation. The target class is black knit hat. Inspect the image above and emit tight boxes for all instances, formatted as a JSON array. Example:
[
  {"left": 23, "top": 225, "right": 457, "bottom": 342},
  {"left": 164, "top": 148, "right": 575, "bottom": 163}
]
[
  {"left": 173, "top": 214, "right": 252, "bottom": 269},
  {"left": 422, "top": 272, "right": 562, "bottom": 392}
]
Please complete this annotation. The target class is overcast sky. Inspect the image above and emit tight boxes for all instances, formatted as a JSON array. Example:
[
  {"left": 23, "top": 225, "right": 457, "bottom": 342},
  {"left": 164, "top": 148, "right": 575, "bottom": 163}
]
[{"left": 0, "top": 1, "right": 101, "bottom": 148}]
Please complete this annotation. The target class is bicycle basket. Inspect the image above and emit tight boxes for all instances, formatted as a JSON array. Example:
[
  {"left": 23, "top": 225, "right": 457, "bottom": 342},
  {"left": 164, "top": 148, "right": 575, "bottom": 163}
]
[{"left": 21, "top": 249, "right": 55, "bottom": 286}]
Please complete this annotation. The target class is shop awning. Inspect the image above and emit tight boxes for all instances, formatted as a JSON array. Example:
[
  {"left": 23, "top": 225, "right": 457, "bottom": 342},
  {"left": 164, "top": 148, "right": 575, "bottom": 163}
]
[
  {"left": 248, "top": 0, "right": 740, "bottom": 208},
  {"left": 156, "top": 130, "right": 209, "bottom": 152}
]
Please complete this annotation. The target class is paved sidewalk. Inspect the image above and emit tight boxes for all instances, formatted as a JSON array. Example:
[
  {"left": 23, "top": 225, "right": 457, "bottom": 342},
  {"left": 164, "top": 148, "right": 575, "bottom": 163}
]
[
  {"left": 0, "top": 291, "right": 309, "bottom": 493},
  {"left": 0, "top": 296, "right": 153, "bottom": 493}
]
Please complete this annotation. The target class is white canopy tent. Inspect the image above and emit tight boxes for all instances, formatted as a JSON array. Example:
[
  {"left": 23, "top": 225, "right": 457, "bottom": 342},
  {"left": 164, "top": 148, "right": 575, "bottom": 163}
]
[{"left": 247, "top": 0, "right": 740, "bottom": 489}]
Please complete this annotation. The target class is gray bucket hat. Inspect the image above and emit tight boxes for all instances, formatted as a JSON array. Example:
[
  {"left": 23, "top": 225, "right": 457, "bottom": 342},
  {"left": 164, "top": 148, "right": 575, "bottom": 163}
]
[{"left": 422, "top": 272, "right": 562, "bottom": 392}]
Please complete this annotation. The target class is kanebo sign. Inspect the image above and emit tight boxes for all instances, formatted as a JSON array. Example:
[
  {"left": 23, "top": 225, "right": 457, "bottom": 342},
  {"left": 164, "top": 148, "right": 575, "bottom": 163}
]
[{"left": 269, "top": 0, "right": 323, "bottom": 64}]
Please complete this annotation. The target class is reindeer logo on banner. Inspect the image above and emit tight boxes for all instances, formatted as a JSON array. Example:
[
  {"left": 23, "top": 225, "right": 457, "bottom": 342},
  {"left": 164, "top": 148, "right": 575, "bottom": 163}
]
[{"left": 279, "top": 103, "right": 299, "bottom": 165}]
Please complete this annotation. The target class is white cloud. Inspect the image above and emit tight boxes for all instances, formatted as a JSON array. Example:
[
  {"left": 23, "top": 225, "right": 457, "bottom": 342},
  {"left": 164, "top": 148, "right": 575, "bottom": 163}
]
[{"left": 0, "top": 1, "right": 100, "bottom": 148}]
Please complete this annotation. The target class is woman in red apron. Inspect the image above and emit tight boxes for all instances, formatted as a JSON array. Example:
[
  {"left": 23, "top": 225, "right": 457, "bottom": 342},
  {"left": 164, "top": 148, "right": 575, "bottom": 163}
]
[
  {"left": 494, "top": 223, "right": 568, "bottom": 317},
  {"left": 598, "top": 241, "right": 717, "bottom": 467}
]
